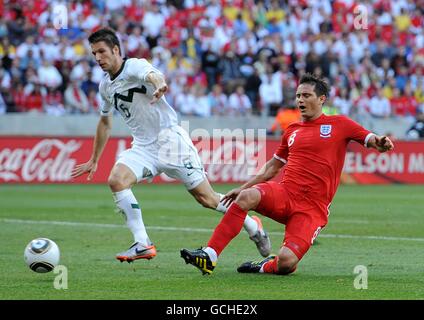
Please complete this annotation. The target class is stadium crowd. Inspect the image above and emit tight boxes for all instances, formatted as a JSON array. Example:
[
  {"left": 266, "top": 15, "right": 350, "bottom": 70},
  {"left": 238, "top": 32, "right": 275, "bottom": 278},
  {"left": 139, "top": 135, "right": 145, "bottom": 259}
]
[{"left": 0, "top": 0, "right": 423, "bottom": 134}]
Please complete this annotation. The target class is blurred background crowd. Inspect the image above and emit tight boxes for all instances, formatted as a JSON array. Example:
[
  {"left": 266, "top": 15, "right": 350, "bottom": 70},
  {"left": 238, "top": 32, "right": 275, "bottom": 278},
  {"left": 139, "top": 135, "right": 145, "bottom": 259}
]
[{"left": 0, "top": 0, "right": 423, "bottom": 138}]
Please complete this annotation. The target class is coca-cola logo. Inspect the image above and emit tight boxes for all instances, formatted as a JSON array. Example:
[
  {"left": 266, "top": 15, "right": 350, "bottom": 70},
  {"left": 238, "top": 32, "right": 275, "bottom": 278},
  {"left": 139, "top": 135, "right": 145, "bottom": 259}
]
[
  {"left": 0, "top": 139, "right": 82, "bottom": 182},
  {"left": 203, "top": 140, "right": 266, "bottom": 182},
  {"left": 158, "top": 139, "right": 267, "bottom": 183}
]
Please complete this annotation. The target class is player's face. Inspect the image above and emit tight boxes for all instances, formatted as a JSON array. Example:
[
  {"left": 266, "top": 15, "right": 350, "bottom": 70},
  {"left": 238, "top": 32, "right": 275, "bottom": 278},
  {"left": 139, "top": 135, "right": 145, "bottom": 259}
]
[
  {"left": 91, "top": 41, "right": 120, "bottom": 74},
  {"left": 295, "top": 84, "right": 325, "bottom": 121}
]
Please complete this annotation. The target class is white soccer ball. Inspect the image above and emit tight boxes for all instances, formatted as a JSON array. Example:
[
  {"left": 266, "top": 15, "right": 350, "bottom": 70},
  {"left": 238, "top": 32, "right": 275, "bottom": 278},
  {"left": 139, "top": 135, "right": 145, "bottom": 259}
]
[{"left": 24, "top": 238, "right": 60, "bottom": 273}]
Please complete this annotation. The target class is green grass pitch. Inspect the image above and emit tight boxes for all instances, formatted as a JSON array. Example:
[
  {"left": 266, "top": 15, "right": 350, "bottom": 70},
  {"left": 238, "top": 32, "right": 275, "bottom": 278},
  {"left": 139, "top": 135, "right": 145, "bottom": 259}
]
[{"left": 0, "top": 183, "right": 423, "bottom": 300}]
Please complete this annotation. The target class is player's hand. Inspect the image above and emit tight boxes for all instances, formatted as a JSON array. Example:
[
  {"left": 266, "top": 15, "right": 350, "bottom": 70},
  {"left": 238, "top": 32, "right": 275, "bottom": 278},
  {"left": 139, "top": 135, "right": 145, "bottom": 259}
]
[
  {"left": 150, "top": 84, "right": 168, "bottom": 104},
  {"left": 71, "top": 159, "right": 98, "bottom": 181},
  {"left": 375, "top": 136, "right": 394, "bottom": 153},
  {"left": 221, "top": 188, "right": 243, "bottom": 207}
]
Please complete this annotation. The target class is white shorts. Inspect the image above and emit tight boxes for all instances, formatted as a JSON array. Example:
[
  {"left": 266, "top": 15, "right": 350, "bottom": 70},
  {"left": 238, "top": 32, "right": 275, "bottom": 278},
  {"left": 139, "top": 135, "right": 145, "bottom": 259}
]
[{"left": 116, "top": 126, "right": 206, "bottom": 190}]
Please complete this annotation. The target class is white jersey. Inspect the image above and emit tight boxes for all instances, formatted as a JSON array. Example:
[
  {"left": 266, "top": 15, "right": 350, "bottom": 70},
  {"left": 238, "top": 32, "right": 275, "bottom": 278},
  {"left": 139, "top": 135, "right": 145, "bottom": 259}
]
[{"left": 99, "top": 58, "right": 178, "bottom": 145}]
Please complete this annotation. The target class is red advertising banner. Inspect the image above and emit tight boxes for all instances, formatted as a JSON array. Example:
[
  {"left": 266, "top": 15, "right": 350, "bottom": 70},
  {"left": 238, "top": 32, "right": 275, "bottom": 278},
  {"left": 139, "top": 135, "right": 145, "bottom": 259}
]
[
  {"left": 0, "top": 137, "right": 423, "bottom": 184},
  {"left": 343, "top": 140, "right": 424, "bottom": 184}
]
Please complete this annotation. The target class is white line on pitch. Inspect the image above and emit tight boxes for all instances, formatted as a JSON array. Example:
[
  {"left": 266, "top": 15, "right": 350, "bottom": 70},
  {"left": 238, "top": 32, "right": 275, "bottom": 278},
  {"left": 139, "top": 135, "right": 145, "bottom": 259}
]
[{"left": 2, "top": 218, "right": 424, "bottom": 243}]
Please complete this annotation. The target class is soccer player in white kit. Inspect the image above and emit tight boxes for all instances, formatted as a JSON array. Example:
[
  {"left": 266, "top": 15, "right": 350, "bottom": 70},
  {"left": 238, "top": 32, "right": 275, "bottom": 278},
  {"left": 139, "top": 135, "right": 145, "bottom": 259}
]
[{"left": 71, "top": 28, "right": 271, "bottom": 262}]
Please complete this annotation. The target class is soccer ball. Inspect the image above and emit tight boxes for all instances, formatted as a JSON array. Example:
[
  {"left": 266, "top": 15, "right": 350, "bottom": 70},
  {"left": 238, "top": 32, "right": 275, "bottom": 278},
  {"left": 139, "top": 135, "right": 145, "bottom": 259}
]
[{"left": 24, "top": 238, "right": 60, "bottom": 273}]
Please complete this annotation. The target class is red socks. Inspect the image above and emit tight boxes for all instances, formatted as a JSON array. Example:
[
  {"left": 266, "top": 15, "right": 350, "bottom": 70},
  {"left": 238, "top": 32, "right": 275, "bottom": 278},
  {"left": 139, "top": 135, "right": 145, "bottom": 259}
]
[
  {"left": 262, "top": 256, "right": 297, "bottom": 275},
  {"left": 262, "top": 256, "right": 279, "bottom": 273},
  {"left": 207, "top": 203, "right": 248, "bottom": 256}
]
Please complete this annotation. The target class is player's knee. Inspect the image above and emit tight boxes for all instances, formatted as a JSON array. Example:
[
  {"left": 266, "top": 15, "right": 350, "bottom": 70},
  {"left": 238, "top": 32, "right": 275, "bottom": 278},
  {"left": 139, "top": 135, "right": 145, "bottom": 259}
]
[
  {"left": 108, "top": 174, "right": 127, "bottom": 192},
  {"left": 276, "top": 252, "right": 298, "bottom": 275},
  {"left": 235, "top": 189, "right": 259, "bottom": 211}
]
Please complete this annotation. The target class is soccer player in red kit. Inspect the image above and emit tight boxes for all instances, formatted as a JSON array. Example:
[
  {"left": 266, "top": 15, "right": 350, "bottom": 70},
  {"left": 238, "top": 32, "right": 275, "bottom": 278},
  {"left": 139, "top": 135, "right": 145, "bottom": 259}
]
[{"left": 180, "top": 73, "right": 394, "bottom": 275}]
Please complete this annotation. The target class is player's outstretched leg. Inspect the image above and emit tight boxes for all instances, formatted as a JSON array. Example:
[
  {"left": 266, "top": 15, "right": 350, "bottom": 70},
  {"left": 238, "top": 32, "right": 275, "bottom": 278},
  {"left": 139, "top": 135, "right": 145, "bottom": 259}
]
[
  {"left": 238, "top": 246, "right": 298, "bottom": 275},
  {"left": 237, "top": 255, "right": 277, "bottom": 273},
  {"left": 109, "top": 164, "right": 156, "bottom": 262},
  {"left": 189, "top": 181, "right": 272, "bottom": 257},
  {"left": 180, "top": 248, "right": 216, "bottom": 275}
]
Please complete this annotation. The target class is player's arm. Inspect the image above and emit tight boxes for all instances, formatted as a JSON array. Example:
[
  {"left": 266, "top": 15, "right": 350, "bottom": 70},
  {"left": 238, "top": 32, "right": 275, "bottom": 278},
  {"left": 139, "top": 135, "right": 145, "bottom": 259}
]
[
  {"left": 366, "top": 135, "right": 394, "bottom": 153},
  {"left": 343, "top": 116, "right": 395, "bottom": 153},
  {"left": 222, "top": 157, "right": 284, "bottom": 206},
  {"left": 71, "top": 115, "right": 112, "bottom": 180},
  {"left": 145, "top": 71, "right": 168, "bottom": 104}
]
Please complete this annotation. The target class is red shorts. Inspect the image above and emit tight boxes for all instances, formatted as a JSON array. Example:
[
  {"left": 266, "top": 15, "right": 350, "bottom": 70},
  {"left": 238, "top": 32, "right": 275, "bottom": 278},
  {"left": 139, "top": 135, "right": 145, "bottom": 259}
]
[{"left": 253, "top": 181, "right": 329, "bottom": 260}]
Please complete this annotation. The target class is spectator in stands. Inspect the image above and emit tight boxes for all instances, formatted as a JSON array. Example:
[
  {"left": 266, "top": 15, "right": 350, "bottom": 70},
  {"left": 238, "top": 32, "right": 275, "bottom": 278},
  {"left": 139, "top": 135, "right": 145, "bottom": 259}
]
[
  {"left": 0, "top": 87, "right": 15, "bottom": 113},
  {"left": 142, "top": 2, "right": 165, "bottom": 49},
  {"left": 167, "top": 47, "right": 193, "bottom": 79},
  {"left": 268, "top": 105, "right": 301, "bottom": 135},
  {"left": 244, "top": 66, "right": 262, "bottom": 115},
  {"left": 37, "top": 59, "right": 63, "bottom": 90},
  {"left": 281, "top": 71, "right": 297, "bottom": 103},
  {"left": 187, "top": 61, "right": 208, "bottom": 89},
  {"left": 0, "top": 91, "right": 6, "bottom": 114},
  {"left": 259, "top": 65, "right": 283, "bottom": 117},
  {"left": 39, "top": 35, "right": 60, "bottom": 62},
  {"left": 16, "top": 35, "right": 39, "bottom": 61},
  {"left": 182, "top": 29, "right": 202, "bottom": 61},
  {"left": 127, "top": 26, "right": 149, "bottom": 58},
  {"left": 218, "top": 49, "right": 244, "bottom": 95},
  {"left": 70, "top": 59, "right": 91, "bottom": 83},
  {"left": 371, "top": 40, "right": 388, "bottom": 68},
  {"left": 44, "top": 86, "right": 65, "bottom": 116},
  {"left": 369, "top": 88, "right": 391, "bottom": 118},
  {"left": 10, "top": 81, "right": 25, "bottom": 112},
  {"left": 0, "top": 17, "right": 8, "bottom": 39},
  {"left": 406, "top": 112, "right": 424, "bottom": 140},
  {"left": 228, "top": 85, "right": 252, "bottom": 116},
  {"left": 0, "top": 0, "right": 421, "bottom": 130},
  {"left": 175, "top": 84, "right": 195, "bottom": 116},
  {"left": 403, "top": 83, "right": 419, "bottom": 119},
  {"left": 192, "top": 85, "right": 211, "bottom": 117},
  {"left": 0, "top": 37, "right": 16, "bottom": 70},
  {"left": 201, "top": 43, "right": 220, "bottom": 91},
  {"left": 390, "top": 87, "right": 406, "bottom": 117},
  {"left": 19, "top": 48, "right": 41, "bottom": 71},
  {"left": 7, "top": 10, "right": 26, "bottom": 46},
  {"left": 64, "top": 79, "right": 89, "bottom": 114},
  {"left": 22, "top": 82, "right": 44, "bottom": 113},
  {"left": 333, "top": 87, "right": 352, "bottom": 116},
  {"left": 87, "top": 88, "right": 101, "bottom": 114},
  {"left": 233, "top": 12, "right": 249, "bottom": 38},
  {"left": 208, "top": 84, "right": 228, "bottom": 116},
  {"left": 81, "top": 71, "right": 98, "bottom": 97},
  {"left": 395, "top": 66, "right": 409, "bottom": 91},
  {"left": 0, "top": 61, "right": 11, "bottom": 90}
]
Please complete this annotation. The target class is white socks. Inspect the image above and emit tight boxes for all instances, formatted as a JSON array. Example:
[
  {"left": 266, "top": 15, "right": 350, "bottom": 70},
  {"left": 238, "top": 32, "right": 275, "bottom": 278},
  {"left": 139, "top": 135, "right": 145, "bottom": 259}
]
[
  {"left": 216, "top": 193, "right": 259, "bottom": 237},
  {"left": 203, "top": 247, "right": 218, "bottom": 263},
  {"left": 113, "top": 189, "right": 150, "bottom": 246},
  {"left": 243, "top": 215, "right": 259, "bottom": 237}
]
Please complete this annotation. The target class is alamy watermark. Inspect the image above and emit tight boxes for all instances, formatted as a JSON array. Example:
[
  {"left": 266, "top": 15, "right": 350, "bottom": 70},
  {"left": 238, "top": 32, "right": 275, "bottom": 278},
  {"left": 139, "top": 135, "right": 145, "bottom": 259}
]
[
  {"left": 353, "top": 4, "right": 368, "bottom": 30},
  {"left": 53, "top": 265, "right": 68, "bottom": 290},
  {"left": 52, "top": 3, "right": 68, "bottom": 29},
  {"left": 353, "top": 265, "right": 368, "bottom": 289}
]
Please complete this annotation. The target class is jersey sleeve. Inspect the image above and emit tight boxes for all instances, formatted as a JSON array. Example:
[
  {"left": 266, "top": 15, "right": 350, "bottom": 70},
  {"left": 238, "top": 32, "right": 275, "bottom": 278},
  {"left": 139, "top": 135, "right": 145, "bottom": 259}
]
[
  {"left": 341, "top": 116, "right": 374, "bottom": 147},
  {"left": 273, "top": 130, "right": 289, "bottom": 164},
  {"left": 99, "top": 80, "right": 113, "bottom": 116},
  {"left": 126, "top": 58, "right": 163, "bottom": 83}
]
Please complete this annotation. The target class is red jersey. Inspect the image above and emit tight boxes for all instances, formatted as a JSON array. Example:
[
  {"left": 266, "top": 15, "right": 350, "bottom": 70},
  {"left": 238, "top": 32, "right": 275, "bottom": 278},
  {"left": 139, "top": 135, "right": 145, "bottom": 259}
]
[{"left": 274, "top": 114, "right": 372, "bottom": 204}]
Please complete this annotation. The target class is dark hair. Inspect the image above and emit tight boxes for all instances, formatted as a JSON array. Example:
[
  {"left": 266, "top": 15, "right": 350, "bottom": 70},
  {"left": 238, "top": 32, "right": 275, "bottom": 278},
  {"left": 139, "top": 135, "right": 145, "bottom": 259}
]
[
  {"left": 299, "top": 73, "right": 330, "bottom": 98},
  {"left": 88, "top": 28, "right": 121, "bottom": 55}
]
